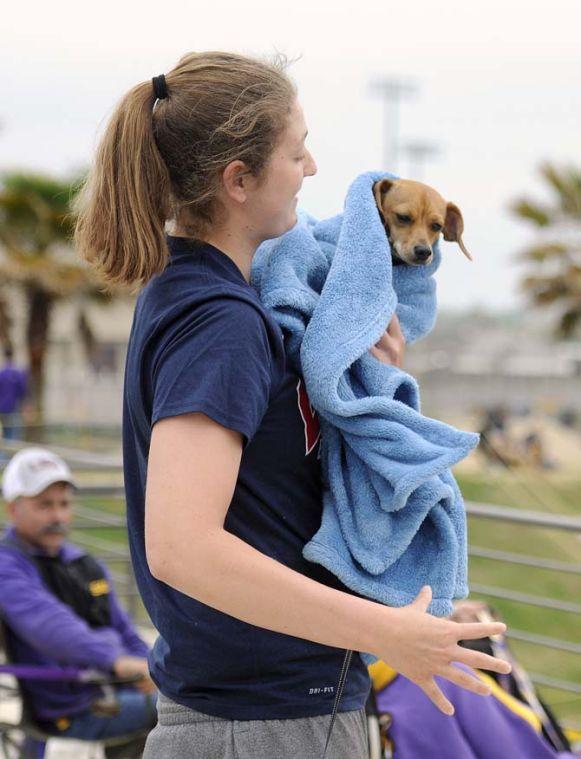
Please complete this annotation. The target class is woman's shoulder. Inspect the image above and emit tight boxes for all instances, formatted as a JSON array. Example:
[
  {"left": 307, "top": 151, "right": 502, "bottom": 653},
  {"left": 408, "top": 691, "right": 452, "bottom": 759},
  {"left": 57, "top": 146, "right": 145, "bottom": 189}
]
[
  {"left": 139, "top": 274, "right": 272, "bottom": 334},
  {"left": 139, "top": 240, "right": 266, "bottom": 313},
  {"left": 130, "top": 247, "right": 285, "bottom": 375},
  {"left": 134, "top": 274, "right": 283, "bottom": 366}
]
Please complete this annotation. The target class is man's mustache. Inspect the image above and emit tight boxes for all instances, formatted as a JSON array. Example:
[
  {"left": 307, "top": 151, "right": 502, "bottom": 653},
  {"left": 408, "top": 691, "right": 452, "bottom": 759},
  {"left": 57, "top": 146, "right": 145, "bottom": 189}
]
[{"left": 39, "top": 523, "right": 69, "bottom": 536}]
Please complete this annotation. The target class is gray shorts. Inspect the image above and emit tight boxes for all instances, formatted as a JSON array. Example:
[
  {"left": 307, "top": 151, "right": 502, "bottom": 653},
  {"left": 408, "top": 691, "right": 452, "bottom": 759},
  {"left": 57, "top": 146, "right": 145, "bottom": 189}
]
[{"left": 144, "top": 692, "right": 369, "bottom": 759}]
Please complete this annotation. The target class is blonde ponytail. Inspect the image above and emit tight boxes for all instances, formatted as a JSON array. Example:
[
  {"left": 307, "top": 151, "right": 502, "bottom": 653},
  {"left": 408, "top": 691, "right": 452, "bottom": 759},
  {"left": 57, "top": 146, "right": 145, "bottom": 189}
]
[{"left": 74, "top": 51, "right": 296, "bottom": 289}]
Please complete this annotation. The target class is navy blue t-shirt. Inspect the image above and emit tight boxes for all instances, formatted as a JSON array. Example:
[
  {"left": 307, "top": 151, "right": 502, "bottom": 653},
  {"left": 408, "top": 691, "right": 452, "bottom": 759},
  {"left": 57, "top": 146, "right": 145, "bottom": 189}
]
[{"left": 122, "top": 235, "right": 371, "bottom": 719}]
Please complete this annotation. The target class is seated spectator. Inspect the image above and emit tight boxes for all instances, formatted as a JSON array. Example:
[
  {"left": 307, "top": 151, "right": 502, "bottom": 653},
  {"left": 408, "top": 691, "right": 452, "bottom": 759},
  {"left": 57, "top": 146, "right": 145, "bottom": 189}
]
[{"left": 0, "top": 446, "right": 157, "bottom": 752}]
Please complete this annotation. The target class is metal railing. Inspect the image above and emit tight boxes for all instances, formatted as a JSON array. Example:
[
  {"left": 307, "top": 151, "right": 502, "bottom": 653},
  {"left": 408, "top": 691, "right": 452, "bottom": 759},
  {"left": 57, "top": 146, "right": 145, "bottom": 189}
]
[
  {"left": 464, "top": 500, "right": 581, "bottom": 725},
  {"left": 1, "top": 483, "right": 580, "bottom": 728},
  {"left": 73, "top": 494, "right": 581, "bottom": 709}
]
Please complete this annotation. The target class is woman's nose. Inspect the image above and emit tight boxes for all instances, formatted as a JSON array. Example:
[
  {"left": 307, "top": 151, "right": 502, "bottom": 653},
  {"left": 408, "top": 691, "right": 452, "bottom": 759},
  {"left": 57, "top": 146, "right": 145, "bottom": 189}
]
[{"left": 304, "top": 149, "right": 317, "bottom": 177}]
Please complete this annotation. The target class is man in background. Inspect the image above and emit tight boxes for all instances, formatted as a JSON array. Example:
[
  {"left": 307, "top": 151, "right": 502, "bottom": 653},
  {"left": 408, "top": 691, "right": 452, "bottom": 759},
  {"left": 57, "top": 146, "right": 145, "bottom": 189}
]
[{"left": 0, "top": 446, "right": 156, "bottom": 755}]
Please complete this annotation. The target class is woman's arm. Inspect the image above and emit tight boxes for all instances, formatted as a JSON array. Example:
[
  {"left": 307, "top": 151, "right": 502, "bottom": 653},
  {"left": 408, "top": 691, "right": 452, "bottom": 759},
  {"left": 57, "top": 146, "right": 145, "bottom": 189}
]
[{"left": 145, "top": 410, "right": 510, "bottom": 717}]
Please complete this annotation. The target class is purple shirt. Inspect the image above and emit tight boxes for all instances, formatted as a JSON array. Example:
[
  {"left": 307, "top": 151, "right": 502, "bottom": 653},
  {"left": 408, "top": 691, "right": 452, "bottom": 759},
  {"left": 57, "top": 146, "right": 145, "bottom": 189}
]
[
  {"left": 375, "top": 665, "right": 575, "bottom": 758},
  {"left": 0, "top": 363, "right": 28, "bottom": 414},
  {"left": 0, "top": 527, "right": 149, "bottom": 720}
]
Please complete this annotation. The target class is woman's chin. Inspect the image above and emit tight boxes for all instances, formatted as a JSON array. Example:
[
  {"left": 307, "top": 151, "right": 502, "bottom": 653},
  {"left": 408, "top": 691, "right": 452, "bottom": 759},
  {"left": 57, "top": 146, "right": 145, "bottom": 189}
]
[{"left": 259, "top": 211, "right": 299, "bottom": 243}]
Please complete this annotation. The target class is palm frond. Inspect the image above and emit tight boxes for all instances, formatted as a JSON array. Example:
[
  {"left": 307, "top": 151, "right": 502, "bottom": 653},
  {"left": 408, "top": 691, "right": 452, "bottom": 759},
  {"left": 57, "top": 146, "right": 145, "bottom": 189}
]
[
  {"left": 510, "top": 199, "right": 551, "bottom": 227},
  {"left": 512, "top": 163, "right": 581, "bottom": 335},
  {"left": 540, "top": 163, "right": 581, "bottom": 218},
  {"left": 516, "top": 242, "right": 569, "bottom": 262},
  {"left": 558, "top": 308, "right": 581, "bottom": 338}
]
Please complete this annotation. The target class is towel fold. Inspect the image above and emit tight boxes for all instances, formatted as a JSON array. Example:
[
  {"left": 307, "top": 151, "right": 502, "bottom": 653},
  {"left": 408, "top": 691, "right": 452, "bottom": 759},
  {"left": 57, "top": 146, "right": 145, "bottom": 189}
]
[{"left": 251, "top": 170, "right": 479, "bottom": 635}]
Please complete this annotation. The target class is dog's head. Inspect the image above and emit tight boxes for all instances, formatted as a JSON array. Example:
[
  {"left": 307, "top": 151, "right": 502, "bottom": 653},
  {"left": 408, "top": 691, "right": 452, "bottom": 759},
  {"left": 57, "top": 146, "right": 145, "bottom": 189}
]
[{"left": 372, "top": 178, "right": 472, "bottom": 266}]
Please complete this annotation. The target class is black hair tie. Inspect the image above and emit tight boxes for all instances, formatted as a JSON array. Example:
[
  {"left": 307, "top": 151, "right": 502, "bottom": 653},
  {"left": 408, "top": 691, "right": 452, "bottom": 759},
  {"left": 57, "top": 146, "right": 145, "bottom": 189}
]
[{"left": 152, "top": 74, "right": 168, "bottom": 101}]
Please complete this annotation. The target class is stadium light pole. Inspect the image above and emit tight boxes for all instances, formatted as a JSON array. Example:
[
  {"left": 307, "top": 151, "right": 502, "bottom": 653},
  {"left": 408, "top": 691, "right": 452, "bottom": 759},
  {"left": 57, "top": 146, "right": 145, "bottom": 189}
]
[
  {"left": 402, "top": 140, "right": 441, "bottom": 181},
  {"left": 369, "top": 78, "right": 418, "bottom": 174}
]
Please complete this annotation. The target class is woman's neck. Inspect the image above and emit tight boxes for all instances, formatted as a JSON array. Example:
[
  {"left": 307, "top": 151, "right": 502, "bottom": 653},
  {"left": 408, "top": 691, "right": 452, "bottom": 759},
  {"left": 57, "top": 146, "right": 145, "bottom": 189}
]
[{"left": 171, "top": 223, "right": 256, "bottom": 285}]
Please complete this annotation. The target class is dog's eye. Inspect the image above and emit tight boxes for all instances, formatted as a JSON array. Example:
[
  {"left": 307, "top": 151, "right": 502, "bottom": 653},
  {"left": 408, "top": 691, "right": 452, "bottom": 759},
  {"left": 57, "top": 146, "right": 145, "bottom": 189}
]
[
  {"left": 431, "top": 222, "right": 443, "bottom": 232},
  {"left": 396, "top": 214, "right": 412, "bottom": 224}
]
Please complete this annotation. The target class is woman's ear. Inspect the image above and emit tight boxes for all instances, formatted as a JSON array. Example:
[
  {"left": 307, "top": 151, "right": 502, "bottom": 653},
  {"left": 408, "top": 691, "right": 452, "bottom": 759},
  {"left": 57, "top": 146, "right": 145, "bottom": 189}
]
[
  {"left": 221, "top": 160, "right": 253, "bottom": 203},
  {"left": 444, "top": 202, "right": 473, "bottom": 261}
]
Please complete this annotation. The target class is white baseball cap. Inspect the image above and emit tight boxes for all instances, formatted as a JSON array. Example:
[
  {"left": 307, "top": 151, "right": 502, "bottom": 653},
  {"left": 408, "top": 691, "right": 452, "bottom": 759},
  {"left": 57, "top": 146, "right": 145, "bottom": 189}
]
[{"left": 2, "top": 447, "right": 77, "bottom": 502}]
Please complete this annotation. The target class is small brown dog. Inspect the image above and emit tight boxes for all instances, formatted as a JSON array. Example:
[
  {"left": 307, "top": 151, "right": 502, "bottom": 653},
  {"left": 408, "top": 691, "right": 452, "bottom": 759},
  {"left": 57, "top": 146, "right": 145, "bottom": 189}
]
[{"left": 373, "top": 178, "right": 472, "bottom": 266}]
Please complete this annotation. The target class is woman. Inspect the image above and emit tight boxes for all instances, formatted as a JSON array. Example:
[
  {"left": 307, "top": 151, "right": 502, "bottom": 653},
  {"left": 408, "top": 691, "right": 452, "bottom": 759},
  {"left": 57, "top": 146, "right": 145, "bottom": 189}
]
[{"left": 75, "top": 51, "right": 510, "bottom": 759}]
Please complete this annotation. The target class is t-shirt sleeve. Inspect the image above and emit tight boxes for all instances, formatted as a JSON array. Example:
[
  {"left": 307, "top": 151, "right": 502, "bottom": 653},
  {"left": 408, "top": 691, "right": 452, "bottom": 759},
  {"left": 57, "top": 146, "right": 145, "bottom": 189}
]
[{"left": 151, "top": 298, "right": 275, "bottom": 447}]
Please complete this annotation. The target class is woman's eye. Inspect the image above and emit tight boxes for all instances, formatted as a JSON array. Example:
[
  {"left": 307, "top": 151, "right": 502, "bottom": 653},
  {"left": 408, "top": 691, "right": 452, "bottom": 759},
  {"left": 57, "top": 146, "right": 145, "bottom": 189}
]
[
  {"left": 396, "top": 214, "right": 412, "bottom": 224},
  {"left": 431, "top": 222, "right": 443, "bottom": 232}
]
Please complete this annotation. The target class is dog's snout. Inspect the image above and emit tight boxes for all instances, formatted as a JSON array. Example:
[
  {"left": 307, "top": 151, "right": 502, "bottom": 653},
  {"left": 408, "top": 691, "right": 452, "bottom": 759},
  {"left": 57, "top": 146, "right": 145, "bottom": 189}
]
[{"left": 413, "top": 245, "right": 432, "bottom": 262}]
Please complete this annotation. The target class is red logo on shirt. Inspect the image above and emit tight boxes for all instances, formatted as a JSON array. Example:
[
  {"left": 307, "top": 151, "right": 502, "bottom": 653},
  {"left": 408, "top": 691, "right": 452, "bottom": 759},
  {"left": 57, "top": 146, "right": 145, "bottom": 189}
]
[{"left": 296, "top": 378, "right": 321, "bottom": 456}]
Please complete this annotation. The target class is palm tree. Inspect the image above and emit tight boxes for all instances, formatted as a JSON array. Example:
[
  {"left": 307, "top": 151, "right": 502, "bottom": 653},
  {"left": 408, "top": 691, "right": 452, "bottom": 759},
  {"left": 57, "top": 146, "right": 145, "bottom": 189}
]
[
  {"left": 0, "top": 172, "right": 127, "bottom": 431},
  {"left": 0, "top": 294, "right": 12, "bottom": 351},
  {"left": 511, "top": 162, "right": 581, "bottom": 338}
]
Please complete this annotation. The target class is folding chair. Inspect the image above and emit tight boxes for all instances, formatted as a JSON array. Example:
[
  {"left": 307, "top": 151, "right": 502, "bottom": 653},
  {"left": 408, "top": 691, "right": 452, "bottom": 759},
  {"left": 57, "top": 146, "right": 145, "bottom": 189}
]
[{"left": 0, "top": 621, "right": 150, "bottom": 759}]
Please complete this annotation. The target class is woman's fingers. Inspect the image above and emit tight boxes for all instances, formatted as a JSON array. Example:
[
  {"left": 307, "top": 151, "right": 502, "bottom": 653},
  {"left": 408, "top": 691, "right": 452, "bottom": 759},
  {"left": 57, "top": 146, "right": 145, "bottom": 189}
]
[
  {"left": 374, "top": 328, "right": 395, "bottom": 348},
  {"left": 419, "top": 679, "right": 455, "bottom": 716},
  {"left": 411, "top": 584, "right": 432, "bottom": 612},
  {"left": 373, "top": 315, "right": 403, "bottom": 349},
  {"left": 387, "top": 312, "right": 401, "bottom": 331},
  {"left": 454, "top": 645, "right": 512, "bottom": 675},
  {"left": 419, "top": 664, "right": 495, "bottom": 716},
  {"left": 371, "top": 314, "right": 405, "bottom": 367},
  {"left": 439, "top": 663, "right": 492, "bottom": 697},
  {"left": 387, "top": 312, "right": 404, "bottom": 341}
]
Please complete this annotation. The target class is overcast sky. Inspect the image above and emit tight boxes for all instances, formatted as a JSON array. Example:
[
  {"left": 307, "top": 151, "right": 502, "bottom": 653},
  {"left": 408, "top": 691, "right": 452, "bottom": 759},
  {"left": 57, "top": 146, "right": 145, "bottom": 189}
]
[{"left": 2, "top": 0, "right": 580, "bottom": 312}]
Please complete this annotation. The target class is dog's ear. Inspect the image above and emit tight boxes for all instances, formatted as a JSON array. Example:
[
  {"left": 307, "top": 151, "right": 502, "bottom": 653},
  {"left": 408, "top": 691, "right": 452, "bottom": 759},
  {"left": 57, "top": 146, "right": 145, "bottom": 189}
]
[
  {"left": 444, "top": 202, "right": 473, "bottom": 261},
  {"left": 373, "top": 179, "right": 394, "bottom": 222}
]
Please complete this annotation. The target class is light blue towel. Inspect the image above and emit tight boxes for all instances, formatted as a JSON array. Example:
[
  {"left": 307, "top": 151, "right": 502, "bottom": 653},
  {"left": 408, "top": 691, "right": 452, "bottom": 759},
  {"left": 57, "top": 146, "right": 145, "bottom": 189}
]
[{"left": 251, "top": 170, "right": 479, "bottom": 630}]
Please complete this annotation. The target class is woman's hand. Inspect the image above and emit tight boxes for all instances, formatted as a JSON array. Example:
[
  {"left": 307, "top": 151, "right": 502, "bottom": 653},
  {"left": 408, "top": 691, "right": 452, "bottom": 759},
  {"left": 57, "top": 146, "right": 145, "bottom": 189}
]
[
  {"left": 369, "top": 313, "right": 405, "bottom": 367},
  {"left": 373, "top": 586, "right": 511, "bottom": 715}
]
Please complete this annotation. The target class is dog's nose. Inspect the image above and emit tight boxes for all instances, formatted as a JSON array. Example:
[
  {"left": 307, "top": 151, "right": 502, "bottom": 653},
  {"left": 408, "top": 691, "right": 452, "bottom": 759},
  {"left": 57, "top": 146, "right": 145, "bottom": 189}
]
[{"left": 413, "top": 245, "right": 432, "bottom": 262}]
